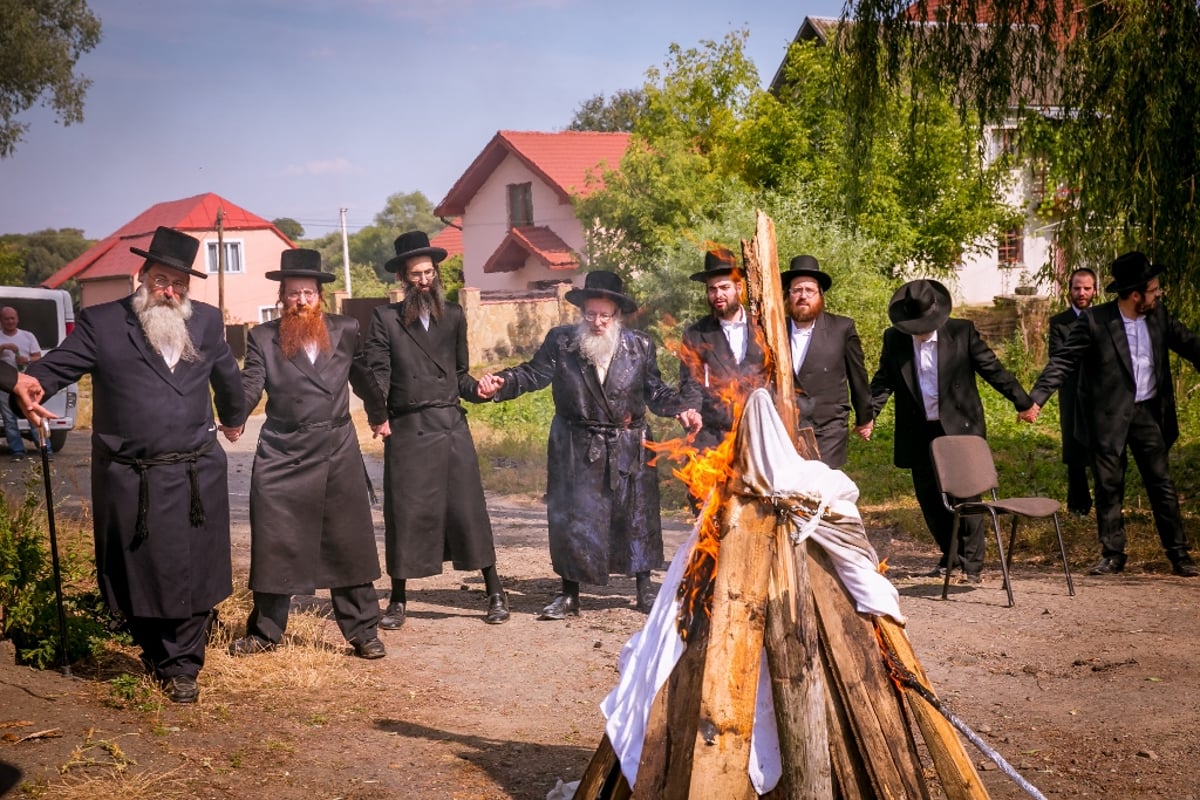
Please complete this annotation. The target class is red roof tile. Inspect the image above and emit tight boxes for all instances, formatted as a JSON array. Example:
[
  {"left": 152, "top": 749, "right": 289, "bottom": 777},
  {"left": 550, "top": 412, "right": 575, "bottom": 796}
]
[
  {"left": 430, "top": 221, "right": 464, "bottom": 259},
  {"left": 436, "top": 131, "right": 630, "bottom": 217},
  {"left": 43, "top": 192, "right": 293, "bottom": 287},
  {"left": 482, "top": 226, "right": 579, "bottom": 274}
]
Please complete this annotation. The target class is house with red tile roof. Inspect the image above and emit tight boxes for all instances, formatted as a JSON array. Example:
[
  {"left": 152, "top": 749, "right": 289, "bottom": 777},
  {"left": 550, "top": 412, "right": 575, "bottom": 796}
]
[{"left": 44, "top": 192, "right": 295, "bottom": 324}]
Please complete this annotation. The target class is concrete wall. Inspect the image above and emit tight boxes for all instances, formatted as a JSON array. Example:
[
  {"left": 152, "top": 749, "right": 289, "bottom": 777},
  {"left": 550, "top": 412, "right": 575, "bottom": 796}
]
[{"left": 460, "top": 284, "right": 577, "bottom": 366}]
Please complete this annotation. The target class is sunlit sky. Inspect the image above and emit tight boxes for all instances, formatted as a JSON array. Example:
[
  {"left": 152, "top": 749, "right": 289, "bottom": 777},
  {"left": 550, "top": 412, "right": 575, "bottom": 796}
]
[{"left": 0, "top": 0, "right": 845, "bottom": 240}]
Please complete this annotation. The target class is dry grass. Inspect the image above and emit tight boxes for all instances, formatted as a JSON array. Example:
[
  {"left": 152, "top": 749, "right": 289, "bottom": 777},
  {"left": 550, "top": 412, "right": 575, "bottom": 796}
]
[{"left": 32, "top": 767, "right": 192, "bottom": 800}]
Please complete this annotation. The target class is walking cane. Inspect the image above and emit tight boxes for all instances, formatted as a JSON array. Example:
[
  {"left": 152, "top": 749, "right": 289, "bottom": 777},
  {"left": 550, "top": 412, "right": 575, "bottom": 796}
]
[{"left": 35, "top": 419, "right": 71, "bottom": 676}]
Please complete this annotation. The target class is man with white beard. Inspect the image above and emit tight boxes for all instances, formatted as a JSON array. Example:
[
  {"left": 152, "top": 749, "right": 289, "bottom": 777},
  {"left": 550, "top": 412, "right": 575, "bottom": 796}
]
[
  {"left": 221, "top": 249, "right": 388, "bottom": 659},
  {"left": 26, "top": 226, "right": 245, "bottom": 703},
  {"left": 486, "top": 271, "right": 702, "bottom": 619}
]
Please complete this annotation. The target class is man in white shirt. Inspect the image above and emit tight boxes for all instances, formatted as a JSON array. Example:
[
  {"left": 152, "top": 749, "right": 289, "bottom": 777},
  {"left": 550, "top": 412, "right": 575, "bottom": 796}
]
[{"left": 0, "top": 306, "right": 43, "bottom": 460}]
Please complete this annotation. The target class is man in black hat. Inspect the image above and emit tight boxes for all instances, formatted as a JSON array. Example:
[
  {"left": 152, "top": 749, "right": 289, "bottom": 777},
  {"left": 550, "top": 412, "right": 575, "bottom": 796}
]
[
  {"left": 678, "top": 246, "right": 770, "bottom": 454},
  {"left": 25, "top": 226, "right": 246, "bottom": 702},
  {"left": 221, "top": 249, "right": 389, "bottom": 659},
  {"left": 782, "top": 255, "right": 873, "bottom": 469},
  {"left": 1022, "top": 252, "right": 1200, "bottom": 577},
  {"left": 363, "top": 230, "right": 511, "bottom": 629},
  {"left": 1047, "top": 267, "right": 1099, "bottom": 516},
  {"left": 870, "top": 279, "right": 1033, "bottom": 582},
  {"left": 485, "top": 271, "right": 701, "bottom": 618}
]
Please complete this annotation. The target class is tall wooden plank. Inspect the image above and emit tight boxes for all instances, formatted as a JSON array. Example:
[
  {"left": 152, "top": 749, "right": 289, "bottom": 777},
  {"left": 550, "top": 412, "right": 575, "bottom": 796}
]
[{"left": 633, "top": 631, "right": 708, "bottom": 800}]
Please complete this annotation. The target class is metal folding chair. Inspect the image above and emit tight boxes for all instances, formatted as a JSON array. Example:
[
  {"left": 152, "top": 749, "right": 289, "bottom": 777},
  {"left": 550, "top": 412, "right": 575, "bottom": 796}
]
[{"left": 930, "top": 435, "right": 1076, "bottom": 607}]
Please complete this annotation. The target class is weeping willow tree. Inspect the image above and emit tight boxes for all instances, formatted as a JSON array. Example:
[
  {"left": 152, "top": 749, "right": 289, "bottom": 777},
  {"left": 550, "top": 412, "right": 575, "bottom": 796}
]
[{"left": 841, "top": 0, "right": 1200, "bottom": 320}]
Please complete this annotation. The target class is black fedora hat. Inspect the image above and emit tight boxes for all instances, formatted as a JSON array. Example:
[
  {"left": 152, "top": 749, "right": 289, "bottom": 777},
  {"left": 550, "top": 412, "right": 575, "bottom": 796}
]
[
  {"left": 130, "top": 226, "right": 205, "bottom": 278},
  {"left": 384, "top": 230, "right": 448, "bottom": 273},
  {"left": 564, "top": 270, "right": 638, "bottom": 314},
  {"left": 1106, "top": 251, "right": 1164, "bottom": 293},
  {"left": 780, "top": 254, "right": 832, "bottom": 293},
  {"left": 265, "top": 248, "right": 336, "bottom": 283},
  {"left": 689, "top": 246, "right": 740, "bottom": 282},
  {"left": 888, "top": 279, "right": 952, "bottom": 335}
]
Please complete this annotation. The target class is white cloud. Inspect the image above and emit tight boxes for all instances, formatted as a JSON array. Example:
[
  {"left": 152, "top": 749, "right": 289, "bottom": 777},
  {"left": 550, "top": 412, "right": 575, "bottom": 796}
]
[{"left": 281, "top": 157, "right": 365, "bottom": 177}]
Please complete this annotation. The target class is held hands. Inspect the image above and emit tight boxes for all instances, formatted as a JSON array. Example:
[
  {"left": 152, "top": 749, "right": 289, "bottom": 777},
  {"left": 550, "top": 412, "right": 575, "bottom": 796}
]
[
  {"left": 854, "top": 419, "right": 875, "bottom": 441},
  {"left": 1017, "top": 403, "right": 1041, "bottom": 424},
  {"left": 476, "top": 373, "right": 506, "bottom": 400},
  {"left": 371, "top": 420, "right": 391, "bottom": 439},
  {"left": 218, "top": 424, "right": 244, "bottom": 443},
  {"left": 676, "top": 408, "right": 702, "bottom": 436}
]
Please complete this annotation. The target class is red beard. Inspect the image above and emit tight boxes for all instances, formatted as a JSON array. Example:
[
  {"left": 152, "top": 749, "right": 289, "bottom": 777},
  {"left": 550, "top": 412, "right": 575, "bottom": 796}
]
[{"left": 279, "top": 303, "right": 331, "bottom": 359}]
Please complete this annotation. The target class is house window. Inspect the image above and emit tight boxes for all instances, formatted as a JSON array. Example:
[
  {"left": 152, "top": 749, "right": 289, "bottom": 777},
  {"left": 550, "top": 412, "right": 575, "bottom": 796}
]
[
  {"left": 206, "top": 241, "right": 244, "bottom": 274},
  {"left": 259, "top": 305, "right": 280, "bottom": 323},
  {"left": 507, "top": 183, "right": 533, "bottom": 228},
  {"left": 997, "top": 228, "right": 1024, "bottom": 266},
  {"left": 991, "top": 127, "right": 1019, "bottom": 160}
]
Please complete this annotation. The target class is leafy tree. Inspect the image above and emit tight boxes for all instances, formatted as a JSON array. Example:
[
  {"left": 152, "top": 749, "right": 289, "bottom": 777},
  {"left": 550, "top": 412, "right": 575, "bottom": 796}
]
[
  {"left": 272, "top": 217, "right": 305, "bottom": 241},
  {"left": 327, "top": 261, "right": 392, "bottom": 298},
  {"left": 348, "top": 191, "right": 442, "bottom": 279},
  {"left": 0, "top": 228, "right": 91, "bottom": 286},
  {"left": 0, "top": 0, "right": 102, "bottom": 158},
  {"left": 568, "top": 89, "right": 648, "bottom": 132},
  {"left": 0, "top": 242, "right": 23, "bottom": 285}
]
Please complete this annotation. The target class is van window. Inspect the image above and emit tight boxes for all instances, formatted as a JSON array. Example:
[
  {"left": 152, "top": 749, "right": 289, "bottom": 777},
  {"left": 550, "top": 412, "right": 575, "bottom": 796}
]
[{"left": 1, "top": 297, "right": 64, "bottom": 349}]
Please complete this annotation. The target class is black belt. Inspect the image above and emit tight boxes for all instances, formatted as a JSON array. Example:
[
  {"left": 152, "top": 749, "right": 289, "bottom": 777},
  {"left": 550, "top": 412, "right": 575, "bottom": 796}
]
[
  {"left": 265, "top": 415, "right": 351, "bottom": 434},
  {"left": 96, "top": 438, "right": 215, "bottom": 549},
  {"left": 566, "top": 417, "right": 645, "bottom": 491}
]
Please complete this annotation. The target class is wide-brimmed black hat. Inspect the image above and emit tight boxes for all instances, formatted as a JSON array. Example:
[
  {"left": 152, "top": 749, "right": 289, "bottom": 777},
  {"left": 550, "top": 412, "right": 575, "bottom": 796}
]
[
  {"left": 130, "top": 226, "right": 204, "bottom": 278},
  {"left": 1106, "top": 251, "right": 1164, "bottom": 293},
  {"left": 265, "top": 248, "right": 336, "bottom": 283},
  {"left": 888, "top": 279, "right": 952, "bottom": 335},
  {"left": 689, "top": 247, "right": 739, "bottom": 282},
  {"left": 780, "top": 254, "right": 832, "bottom": 293},
  {"left": 384, "top": 230, "right": 448, "bottom": 273},
  {"left": 564, "top": 270, "right": 638, "bottom": 314}
]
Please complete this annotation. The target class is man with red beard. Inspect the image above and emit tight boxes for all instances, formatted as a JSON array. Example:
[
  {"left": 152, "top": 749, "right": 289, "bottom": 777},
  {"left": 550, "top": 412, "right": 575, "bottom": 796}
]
[
  {"left": 222, "top": 250, "right": 389, "bottom": 659},
  {"left": 486, "top": 271, "right": 701, "bottom": 618},
  {"left": 1047, "top": 267, "right": 1098, "bottom": 516},
  {"left": 783, "top": 255, "right": 873, "bottom": 470},
  {"left": 679, "top": 246, "right": 770, "bottom": 454},
  {"left": 25, "top": 226, "right": 245, "bottom": 702},
  {"left": 364, "top": 231, "right": 510, "bottom": 629}
]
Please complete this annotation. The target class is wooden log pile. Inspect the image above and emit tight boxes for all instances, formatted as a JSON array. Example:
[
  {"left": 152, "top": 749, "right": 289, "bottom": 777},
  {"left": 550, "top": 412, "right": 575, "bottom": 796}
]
[{"left": 576, "top": 211, "right": 992, "bottom": 799}]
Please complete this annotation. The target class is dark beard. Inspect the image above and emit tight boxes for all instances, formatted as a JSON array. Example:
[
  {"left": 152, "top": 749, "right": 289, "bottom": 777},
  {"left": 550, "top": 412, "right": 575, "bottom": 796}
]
[
  {"left": 401, "top": 279, "right": 445, "bottom": 327},
  {"left": 279, "top": 303, "right": 331, "bottom": 359}
]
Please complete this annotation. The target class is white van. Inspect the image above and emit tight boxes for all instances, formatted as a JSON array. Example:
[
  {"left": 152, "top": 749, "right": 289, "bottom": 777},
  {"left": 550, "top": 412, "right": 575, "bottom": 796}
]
[{"left": 0, "top": 286, "right": 78, "bottom": 451}]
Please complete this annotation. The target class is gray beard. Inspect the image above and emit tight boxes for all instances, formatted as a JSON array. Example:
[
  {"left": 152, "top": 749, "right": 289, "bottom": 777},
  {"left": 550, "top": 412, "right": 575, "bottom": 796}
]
[
  {"left": 132, "top": 284, "right": 200, "bottom": 363},
  {"left": 577, "top": 319, "right": 621, "bottom": 370}
]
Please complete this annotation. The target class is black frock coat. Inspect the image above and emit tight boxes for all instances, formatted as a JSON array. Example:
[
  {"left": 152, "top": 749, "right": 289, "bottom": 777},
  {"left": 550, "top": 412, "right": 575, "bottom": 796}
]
[
  {"left": 494, "top": 325, "right": 690, "bottom": 585},
  {"left": 678, "top": 312, "right": 770, "bottom": 452},
  {"left": 1048, "top": 307, "right": 1088, "bottom": 464},
  {"left": 363, "top": 302, "right": 496, "bottom": 579},
  {"left": 790, "top": 312, "right": 873, "bottom": 468},
  {"left": 241, "top": 314, "right": 387, "bottom": 594},
  {"left": 26, "top": 296, "right": 245, "bottom": 618}
]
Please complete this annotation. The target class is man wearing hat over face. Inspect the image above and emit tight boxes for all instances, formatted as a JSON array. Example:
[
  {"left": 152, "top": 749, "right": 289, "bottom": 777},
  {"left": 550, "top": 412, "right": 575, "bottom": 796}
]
[
  {"left": 869, "top": 279, "right": 1032, "bottom": 582},
  {"left": 1023, "top": 252, "right": 1200, "bottom": 577},
  {"left": 363, "top": 231, "right": 510, "bottom": 628},
  {"left": 783, "top": 255, "right": 874, "bottom": 469},
  {"left": 220, "top": 249, "right": 389, "bottom": 659},
  {"left": 485, "top": 271, "right": 701, "bottom": 619},
  {"left": 25, "top": 226, "right": 245, "bottom": 702},
  {"left": 678, "top": 246, "right": 770, "bottom": 454}
]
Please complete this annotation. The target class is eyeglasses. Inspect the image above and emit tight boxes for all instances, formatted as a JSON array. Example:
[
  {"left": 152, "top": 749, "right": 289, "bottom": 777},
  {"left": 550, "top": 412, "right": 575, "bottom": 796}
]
[
  {"left": 285, "top": 289, "right": 320, "bottom": 301},
  {"left": 583, "top": 311, "right": 616, "bottom": 323},
  {"left": 788, "top": 287, "right": 821, "bottom": 297},
  {"left": 149, "top": 275, "right": 189, "bottom": 293}
]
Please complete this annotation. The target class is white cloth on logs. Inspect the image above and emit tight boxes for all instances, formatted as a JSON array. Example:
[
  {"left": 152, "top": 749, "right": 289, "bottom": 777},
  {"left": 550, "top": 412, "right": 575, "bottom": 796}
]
[{"left": 599, "top": 388, "right": 904, "bottom": 794}]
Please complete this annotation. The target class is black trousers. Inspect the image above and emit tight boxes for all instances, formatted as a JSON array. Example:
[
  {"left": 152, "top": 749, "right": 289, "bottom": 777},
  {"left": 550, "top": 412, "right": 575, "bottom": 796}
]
[
  {"left": 910, "top": 421, "right": 987, "bottom": 574},
  {"left": 127, "top": 610, "right": 213, "bottom": 680},
  {"left": 1065, "top": 459, "right": 1092, "bottom": 514},
  {"left": 1091, "top": 399, "right": 1190, "bottom": 560},
  {"left": 246, "top": 584, "right": 381, "bottom": 646}
]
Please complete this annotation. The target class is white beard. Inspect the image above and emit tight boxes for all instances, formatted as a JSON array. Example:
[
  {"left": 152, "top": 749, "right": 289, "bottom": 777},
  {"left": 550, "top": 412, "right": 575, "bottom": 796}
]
[
  {"left": 132, "top": 284, "right": 200, "bottom": 364},
  {"left": 578, "top": 319, "right": 621, "bottom": 371}
]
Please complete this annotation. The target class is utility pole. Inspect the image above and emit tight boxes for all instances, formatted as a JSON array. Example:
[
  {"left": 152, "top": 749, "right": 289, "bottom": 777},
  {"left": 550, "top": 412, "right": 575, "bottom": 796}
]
[
  {"left": 339, "top": 207, "right": 352, "bottom": 298},
  {"left": 216, "top": 207, "right": 226, "bottom": 320}
]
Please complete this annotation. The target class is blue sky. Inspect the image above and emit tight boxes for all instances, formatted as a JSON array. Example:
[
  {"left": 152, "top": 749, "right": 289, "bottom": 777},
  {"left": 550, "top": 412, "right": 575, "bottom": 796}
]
[{"left": 0, "top": 0, "right": 845, "bottom": 240}]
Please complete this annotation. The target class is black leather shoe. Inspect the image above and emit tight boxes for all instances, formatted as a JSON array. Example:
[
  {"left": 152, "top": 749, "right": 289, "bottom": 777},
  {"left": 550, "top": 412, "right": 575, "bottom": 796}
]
[
  {"left": 228, "top": 635, "right": 276, "bottom": 656},
  {"left": 352, "top": 638, "right": 387, "bottom": 659},
  {"left": 485, "top": 592, "right": 510, "bottom": 624},
  {"left": 636, "top": 585, "right": 657, "bottom": 613},
  {"left": 538, "top": 594, "right": 580, "bottom": 620},
  {"left": 379, "top": 602, "right": 406, "bottom": 630},
  {"left": 1088, "top": 556, "right": 1126, "bottom": 575},
  {"left": 161, "top": 674, "right": 199, "bottom": 704},
  {"left": 1171, "top": 555, "right": 1200, "bottom": 577}
]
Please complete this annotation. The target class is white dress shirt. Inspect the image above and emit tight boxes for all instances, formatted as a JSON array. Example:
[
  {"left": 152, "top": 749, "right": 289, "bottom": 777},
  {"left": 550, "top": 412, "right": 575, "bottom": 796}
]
[
  {"left": 1121, "top": 311, "right": 1156, "bottom": 403},
  {"left": 720, "top": 306, "right": 749, "bottom": 365},
  {"left": 913, "top": 331, "right": 939, "bottom": 421}
]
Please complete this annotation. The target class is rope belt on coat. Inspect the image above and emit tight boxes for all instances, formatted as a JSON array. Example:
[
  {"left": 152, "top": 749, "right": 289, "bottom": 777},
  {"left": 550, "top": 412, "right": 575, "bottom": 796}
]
[
  {"left": 97, "top": 438, "right": 215, "bottom": 549},
  {"left": 568, "top": 416, "right": 645, "bottom": 492},
  {"left": 264, "top": 415, "right": 351, "bottom": 434}
]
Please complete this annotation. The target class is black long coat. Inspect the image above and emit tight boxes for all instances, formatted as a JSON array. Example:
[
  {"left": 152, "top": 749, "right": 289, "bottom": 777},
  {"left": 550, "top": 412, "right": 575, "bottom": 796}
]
[
  {"left": 1048, "top": 307, "right": 1088, "bottom": 464},
  {"left": 870, "top": 318, "right": 1031, "bottom": 469},
  {"left": 1032, "top": 301, "right": 1200, "bottom": 457},
  {"left": 678, "top": 312, "right": 770, "bottom": 452},
  {"left": 241, "top": 315, "right": 386, "bottom": 594},
  {"left": 495, "top": 325, "right": 690, "bottom": 585},
  {"left": 26, "top": 297, "right": 245, "bottom": 618},
  {"left": 790, "top": 312, "right": 873, "bottom": 468},
  {"left": 363, "top": 302, "right": 495, "bottom": 579}
]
